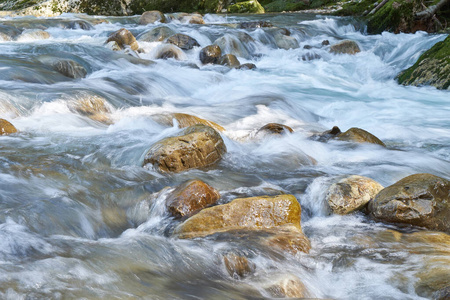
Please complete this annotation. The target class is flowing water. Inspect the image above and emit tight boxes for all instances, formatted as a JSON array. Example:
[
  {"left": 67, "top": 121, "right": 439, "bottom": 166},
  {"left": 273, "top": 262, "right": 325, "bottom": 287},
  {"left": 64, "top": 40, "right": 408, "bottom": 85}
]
[{"left": 0, "top": 11, "right": 449, "bottom": 299}]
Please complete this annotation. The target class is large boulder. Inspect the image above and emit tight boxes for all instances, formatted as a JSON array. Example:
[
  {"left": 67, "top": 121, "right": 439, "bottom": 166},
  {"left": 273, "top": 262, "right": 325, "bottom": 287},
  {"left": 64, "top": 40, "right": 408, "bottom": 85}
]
[
  {"left": 166, "top": 179, "right": 220, "bottom": 218},
  {"left": 337, "top": 127, "right": 386, "bottom": 147},
  {"left": 326, "top": 175, "right": 384, "bottom": 215},
  {"left": 330, "top": 40, "right": 361, "bottom": 55},
  {"left": 151, "top": 113, "right": 225, "bottom": 132},
  {"left": 137, "top": 26, "right": 176, "bottom": 42},
  {"left": 166, "top": 33, "right": 200, "bottom": 50},
  {"left": 199, "top": 45, "right": 222, "bottom": 64},
  {"left": 143, "top": 124, "right": 227, "bottom": 173},
  {"left": 397, "top": 35, "right": 450, "bottom": 90},
  {"left": 369, "top": 173, "right": 450, "bottom": 233},
  {"left": 228, "top": 0, "right": 265, "bottom": 13},
  {"left": 139, "top": 10, "right": 166, "bottom": 25},
  {"left": 173, "top": 194, "right": 310, "bottom": 255},
  {"left": 0, "top": 119, "right": 18, "bottom": 135},
  {"left": 106, "top": 28, "right": 139, "bottom": 51}
]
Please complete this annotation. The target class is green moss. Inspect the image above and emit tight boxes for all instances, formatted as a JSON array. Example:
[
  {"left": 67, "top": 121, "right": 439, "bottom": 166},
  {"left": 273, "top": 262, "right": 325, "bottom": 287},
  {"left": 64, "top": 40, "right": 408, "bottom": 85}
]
[
  {"left": 335, "top": 0, "right": 375, "bottom": 16},
  {"left": 397, "top": 35, "right": 450, "bottom": 89},
  {"left": 228, "top": 0, "right": 265, "bottom": 13},
  {"left": 264, "top": 0, "right": 308, "bottom": 12},
  {"left": 128, "top": 0, "right": 200, "bottom": 14}
]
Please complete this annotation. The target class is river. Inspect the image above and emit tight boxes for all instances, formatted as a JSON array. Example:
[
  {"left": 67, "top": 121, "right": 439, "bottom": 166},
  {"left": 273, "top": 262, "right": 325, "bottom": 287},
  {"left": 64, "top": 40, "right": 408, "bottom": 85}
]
[{"left": 0, "top": 11, "right": 449, "bottom": 299}]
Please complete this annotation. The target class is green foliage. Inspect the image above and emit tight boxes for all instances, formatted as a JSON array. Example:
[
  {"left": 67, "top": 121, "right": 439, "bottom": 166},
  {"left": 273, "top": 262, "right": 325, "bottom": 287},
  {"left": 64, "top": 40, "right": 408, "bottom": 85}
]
[
  {"left": 128, "top": 0, "right": 200, "bottom": 14},
  {"left": 6, "top": 0, "right": 40, "bottom": 10},
  {"left": 228, "top": 0, "right": 265, "bottom": 13},
  {"left": 264, "top": 0, "right": 309, "bottom": 12},
  {"left": 335, "top": 0, "right": 375, "bottom": 16}
]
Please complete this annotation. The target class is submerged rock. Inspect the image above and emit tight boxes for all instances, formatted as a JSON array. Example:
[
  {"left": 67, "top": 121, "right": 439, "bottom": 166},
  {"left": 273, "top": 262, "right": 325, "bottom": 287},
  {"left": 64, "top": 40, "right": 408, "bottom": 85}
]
[
  {"left": 213, "top": 34, "right": 253, "bottom": 59},
  {"left": 139, "top": 10, "right": 166, "bottom": 25},
  {"left": 326, "top": 175, "right": 384, "bottom": 215},
  {"left": 106, "top": 28, "right": 139, "bottom": 51},
  {"left": 151, "top": 113, "right": 225, "bottom": 132},
  {"left": 166, "top": 179, "right": 220, "bottom": 218},
  {"left": 239, "top": 21, "right": 273, "bottom": 29},
  {"left": 369, "top": 173, "right": 450, "bottom": 233},
  {"left": 0, "top": 119, "right": 18, "bottom": 135},
  {"left": 137, "top": 26, "right": 176, "bottom": 42},
  {"left": 166, "top": 33, "right": 200, "bottom": 50},
  {"left": 223, "top": 253, "right": 255, "bottom": 279},
  {"left": 330, "top": 40, "right": 361, "bottom": 55},
  {"left": 265, "top": 274, "right": 310, "bottom": 298},
  {"left": 237, "top": 63, "right": 257, "bottom": 70},
  {"left": 143, "top": 124, "right": 227, "bottom": 173},
  {"left": 228, "top": 0, "right": 265, "bottom": 13},
  {"left": 51, "top": 59, "right": 87, "bottom": 79},
  {"left": 68, "top": 94, "right": 112, "bottom": 124},
  {"left": 397, "top": 35, "right": 450, "bottom": 90},
  {"left": 200, "top": 45, "right": 222, "bottom": 64},
  {"left": 256, "top": 123, "right": 294, "bottom": 137},
  {"left": 337, "top": 127, "right": 386, "bottom": 147},
  {"left": 154, "top": 44, "right": 184, "bottom": 60},
  {"left": 218, "top": 54, "right": 240, "bottom": 68},
  {"left": 16, "top": 29, "right": 50, "bottom": 41}
]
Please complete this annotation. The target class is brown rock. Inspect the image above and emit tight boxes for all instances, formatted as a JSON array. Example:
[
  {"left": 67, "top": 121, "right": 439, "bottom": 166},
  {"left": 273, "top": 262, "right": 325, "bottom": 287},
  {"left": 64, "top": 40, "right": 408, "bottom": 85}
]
[
  {"left": 166, "top": 179, "right": 220, "bottom": 218},
  {"left": 106, "top": 28, "right": 139, "bottom": 51},
  {"left": 151, "top": 113, "right": 225, "bottom": 132},
  {"left": 265, "top": 225, "right": 311, "bottom": 255},
  {"left": 237, "top": 63, "right": 257, "bottom": 70},
  {"left": 218, "top": 54, "right": 240, "bottom": 68},
  {"left": 154, "top": 44, "right": 184, "bottom": 60},
  {"left": 143, "top": 124, "right": 226, "bottom": 173},
  {"left": 189, "top": 15, "right": 205, "bottom": 24},
  {"left": 256, "top": 123, "right": 293, "bottom": 137},
  {"left": 167, "top": 33, "right": 200, "bottom": 50},
  {"left": 69, "top": 95, "right": 112, "bottom": 124},
  {"left": 223, "top": 253, "right": 255, "bottom": 279},
  {"left": 139, "top": 11, "right": 166, "bottom": 25},
  {"left": 0, "top": 119, "right": 17, "bottom": 135},
  {"left": 173, "top": 194, "right": 303, "bottom": 238},
  {"left": 337, "top": 127, "right": 386, "bottom": 147},
  {"left": 326, "top": 175, "right": 384, "bottom": 215},
  {"left": 52, "top": 59, "right": 87, "bottom": 79},
  {"left": 369, "top": 173, "right": 450, "bottom": 233},
  {"left": 239, "top": 21, "right": 273, "bottom": 29},
  {"left": 265, "top": 274, "right": 309, "bottom": 298},
  {"left": 330, "top": 40, "right": 361, "bottom": 55},
  {"left": 199, "top": 45, "right": 222, "bottom": 64},
  {"left": 137, "top": 26, "right": 175, "bottom": 42}
]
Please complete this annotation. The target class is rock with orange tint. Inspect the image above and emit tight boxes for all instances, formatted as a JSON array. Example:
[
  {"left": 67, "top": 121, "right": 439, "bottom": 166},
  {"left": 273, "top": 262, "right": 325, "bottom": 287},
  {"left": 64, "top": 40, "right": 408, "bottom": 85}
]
[
  {"left": 223, "top": 253, "right": 255, "bottom": 279},
  {"left": 151, "top": 113, "right": 225, "bottom": 132},
  {"left": 0, "top": 119, "right": 17, "bottom": 135}
]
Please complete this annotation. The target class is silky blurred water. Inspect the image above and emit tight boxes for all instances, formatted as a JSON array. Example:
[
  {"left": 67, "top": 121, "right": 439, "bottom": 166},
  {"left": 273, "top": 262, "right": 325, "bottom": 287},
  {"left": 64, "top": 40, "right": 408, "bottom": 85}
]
[{"left": 0, "top": 12, "right": 449, "bottom": 299}]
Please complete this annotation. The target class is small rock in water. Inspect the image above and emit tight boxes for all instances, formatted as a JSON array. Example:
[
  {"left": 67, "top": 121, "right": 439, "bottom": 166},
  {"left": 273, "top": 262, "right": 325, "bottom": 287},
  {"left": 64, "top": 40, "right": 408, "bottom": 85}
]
[
  {"left": 139, "top": 10, "right": 166, "bottom": 25},
  {"left": 137, "top": 26, "right": 176, "bottom": 42},
  {"left": 322, "top": 39, "right": 330, "bottom": 46},
  {"left": 106, "top": 28, "right": 139, "bottom": 51},
  {"left": 265, "top": 274, "right": 310, "bottom": 298},
  {"left": 166, "top": 33, "right": 200, "bottom": 50},
  {"left": 0, "top": 119, "right": 18, "bottom": 135},
  {"left": 199, "top": 45, "right": 222, "bottom": 64},
  {"left": 337, "top": 127, "right": 386, "bottom": 147},
  {"left": 369, "top": 173, "right": 450, "bottom": 233},
  {"left": 154, "top": 44, "right": 184, "bottom": 60},
  {"left": 16, "top": 29, "right": 50, "bottom": 41},
  {"left": 68, "top": 94, "right": 112, "bottom": 124},
  {"left": 223, "top": 253, "right": 255, "bottom": 279},
  {"left": 237, "top": 63, "right": 257, "bottom": 70},
  {"left": 239, "top": 21, "right": 273, "bottom": 29},
  {"left": 218, "top": 54, "right": 240, "bottom": 68},
  {"left": 326, "top": 175, "right": 384, "bottom": 215},
  {"left": 330, "top": 40, "right": 361, "bottom": 55},
  {"left": 52, "top": 59, "right": 87, "bottom": 79},
  {"left": 143, "top": 124, "right": 227, "bottom": 173},
  {"left": 166, "top": 179, "right": 220, "bottom": 219},
  {"left": 150, "top": 113, "right": 225, "bottom": 132},
  {"left": 255, "top": 123, "right": 293, "bottom": 137}
]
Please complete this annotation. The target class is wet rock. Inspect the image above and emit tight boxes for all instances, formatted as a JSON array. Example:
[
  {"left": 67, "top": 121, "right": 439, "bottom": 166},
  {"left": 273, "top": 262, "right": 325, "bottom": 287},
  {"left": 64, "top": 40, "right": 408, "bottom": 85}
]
[
  {"left": 68, "top": 94, "right": 112, "bottom": 124},
  {"left": 137, "top": 26, "right": 176, "bottom": 42},
  {"left": 62, "top": 20, "right": 94, "bottom": 30},
  {"left": 256, "top": 123, "right": 293, "bottom": 137},
  {"left": 0, "top": 32, "right": 12, "bottom": 41},
  {"left": 151, "top": 112, "right": 225, "bottom": 132},
  {"left": 139, "top": 10, "right": 166, "bottom": 25},
  {"left": 166, "top": 179, "right": 220, "bottom": 219},
  {"left": 237, "top": 63, "right": 257, "bottom": 70},
  {"left": 0, "top": 119, "right": 18, "bottom": 135},
  {"left": 310, "top": 125, "right": 341, "bottom": 142},
  {"left": 166, "top": 33, "right": 200, "bottom": 50},
  {"left": 143, "top": 124, "right": 226, "bottom": 173},
  {"left": 337, "top": 127, "right": 386, "bottom": 147},
  {"left": 16, "top": 29, "right": 50, "bottom": 41},
  {"left": 154, "top": 44, "right": 184, "bottom": 60},
  {"left": 223, "top": 253, "right": 255, "bottom": 279},
  {"left": 274, "top": 34, "right": 299, "bottom": 50},
  {"left": 106, "top": 28, "right": 139, "bottom": 51},
  {"left": 239, "top": 21, "right": 273, "bottom": 29},
  {"left": 173, "top": 194, "right": 306, "bottom": 240},
  {"left": 330, "top": 40, "right": 361, "bottom": 55},
  {"left": 199, "top": 45, "right": 222, "bottom": 64},
  {"left": 51, "top": 59, "right": 87, "bottom": 79},
  {"left": 369, "top": 173, "right": 450, "bottom": 233},
  {"left": 302, "top": 52, "right": 322, "bottom": 61},
  {"left": 265, "top": 225, "right": 312, "bottom": 255},
  {"left": 303, "top": 45, "right": 313, "bottom": 49},
  {"left": 326, "top": 175, "right": 384, "bottom": 215},
  {"left": 433, "top": 286, "right": 450, "bottom": 300},
  {"left": 213, "top": 34, "right": 253, "bottom": 59},
  {"left": 322, "top": 39, "right": 330, "bottom": 46},
  {"left": 265, "top": 274, "right": 309, "bottom": 298},
  {"left": 228, "top": 0, "right": 265, "bottom": 14},
  {"left": 397, "top": 35, "right": 450, "bottom": 90},
  {"left": 218, "top": 54, "right": 240, "bottom": 68},
  {"left": 188, "top": 15, "right": 205, "bottom": 24}
]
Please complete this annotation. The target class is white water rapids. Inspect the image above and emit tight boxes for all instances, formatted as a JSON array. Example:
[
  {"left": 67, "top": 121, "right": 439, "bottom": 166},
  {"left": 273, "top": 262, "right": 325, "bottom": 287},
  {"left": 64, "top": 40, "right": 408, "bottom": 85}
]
[{"left": 0, "top": 12, "right": 449, "bottom": 299}]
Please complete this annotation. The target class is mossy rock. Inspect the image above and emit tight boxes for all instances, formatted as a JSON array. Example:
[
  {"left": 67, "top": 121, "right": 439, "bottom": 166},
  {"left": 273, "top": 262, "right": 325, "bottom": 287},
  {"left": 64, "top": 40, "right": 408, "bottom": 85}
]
[
  {"left": 263, "top": 0, "right": 309, "bottom": 12},
  {"left": 397, "top": 35, "right": 450, "bottom": 90},
  {"left": 228, "top": 0, "right": 265, "bottom": 13}
]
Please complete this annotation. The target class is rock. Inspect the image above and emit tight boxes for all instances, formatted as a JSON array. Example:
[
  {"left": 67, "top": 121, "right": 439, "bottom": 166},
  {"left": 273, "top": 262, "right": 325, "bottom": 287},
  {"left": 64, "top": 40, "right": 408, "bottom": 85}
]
[
  {"left": 326, "top": 175, "right": 384, "bottom": 215},
  {"left": 330, "top": 40, "right": 361, "bottom": 55},
  {"left": 397, "top": 35, "right": 450, "bottom": 90},
  {"left": 302, "top": 52, "right": 322, "bottom": 61},
  {"left": 369, "top": 173, "right": 450, "bottom": 233},
  {"left": 16, "top": 29, "right": 50, "bottom": 41},
  {"left": 166, "top": 33, "right": 200, "bottom": 50},
  {"left": 199, "top": 45, "right": 222, "bottom": 64},
  {"left": 274, "top": 34, "right": 299, "bottom": 50},
  {"left": 151, "top": 113, "right": 225, "bottom": 132},
  {"left": 237, "top": 63, "right": 257, "bottom": 70},
  {"left": 322, "top": 40, "right": 330, "bottom": 46},
  {"left": 68, "top": 94, "right": 112, "bottom": 124},
  {"left": 139, "top": 10, "right": 166, "bottom": 25},
  {"left": 433, "top": 286, "right": 450, "bottom": 300},
  {"left": 213, "top": 34, "right": 253, "bottom": 59},
  {"left": 188, "top": 15, "right": 205, "bottom": 24},
  {"left": 143, "top": 124, "right": 226, "bottom": 173},
  {"left": 218, "top": 54, "right": 240, "bottom": 68},
  {"left": 166, "top": 179, "right": 220, "bottom": 219},
  {"left": 239, "top": 21, "right": 273, "bottom": 29},
  {"left": 265, "top": 225, "right": 312, "bottom": 255},
  {"left": 154, "top": 44, "right": 184, "bottom": 60},
  {"left": 223, "top": 253, "right": 255, "bottom": 279},
  {"left": 106, "top": 28, "right": 139, "bottom": 51},
  {"left": 0, "top": 119, "right": 18, "bottom": 135},
  {"left": 337, "top": 127, "right": 386, "bottom": 147},
  {"left": 137, "top": 26, "right": 176, "bottom": 42},
  {"left": 228, "top": 0, "right": 265, "bottom": 13},
  {"left": 51, "top": 59, "right": 87, "bottom": 79},
  {"left": 173, "top": 194, "right": 305, "bottom": 238},
  {"left": 255, "top": 123, "right": 293, "bottom": 137},
  {"left": 265, "top": 274, "right": 309, "bottom": 298},
  {"left": 310, "top": 125, "right": 341, "bottom": 142}
]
